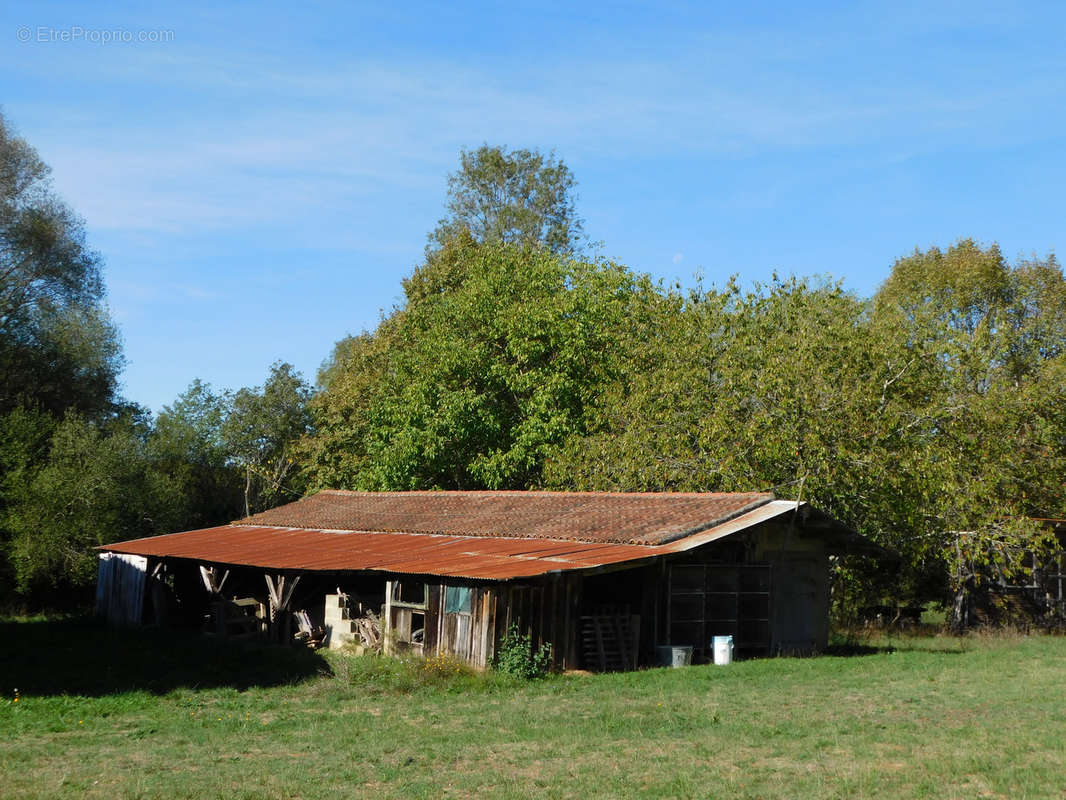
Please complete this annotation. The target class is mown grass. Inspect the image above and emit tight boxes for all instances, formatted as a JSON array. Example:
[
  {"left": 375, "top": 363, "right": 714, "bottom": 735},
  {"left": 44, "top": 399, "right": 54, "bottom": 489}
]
[{"left": 1, "top": 618, "right": 1065, "bottom": 799}]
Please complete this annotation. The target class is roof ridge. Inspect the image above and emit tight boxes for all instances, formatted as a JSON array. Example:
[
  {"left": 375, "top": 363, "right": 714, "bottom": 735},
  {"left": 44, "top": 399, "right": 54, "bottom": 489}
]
[{"left": 649, "top": 496, "right": 774, "bottom": 545}]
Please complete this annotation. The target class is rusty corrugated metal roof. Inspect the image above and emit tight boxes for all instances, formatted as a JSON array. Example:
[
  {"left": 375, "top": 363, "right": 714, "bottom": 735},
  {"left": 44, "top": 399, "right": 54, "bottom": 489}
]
[
  {"left": 99, "top": 494, "right": 885, "bottom": 579},
  {"left": 235, "top": 490, "right": 773, "bottom": 546},
  {"left": 98, "top": 491, "right": 848, "bottom": 580},
  {"left": 100, "top": 525, "right": 670, "bottom": 579}
]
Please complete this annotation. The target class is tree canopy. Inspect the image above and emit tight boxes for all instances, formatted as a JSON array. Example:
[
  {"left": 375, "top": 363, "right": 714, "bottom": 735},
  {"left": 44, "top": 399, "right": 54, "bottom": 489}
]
[
  {"left": 427, "top": 145, "right": 584, "bottom": 257},
  {"left": 223, "top": 362, "right": 313, "bottom": 516},
  {"left": 303, "top": 237, "right": 658, "bottom": 491},
  {"left": 0, "top": 112, "right": 121, "bottom": 418}
]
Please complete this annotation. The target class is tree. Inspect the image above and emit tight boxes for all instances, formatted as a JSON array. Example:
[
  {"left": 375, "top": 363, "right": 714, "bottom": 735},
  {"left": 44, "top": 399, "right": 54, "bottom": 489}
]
[
  {"left": 0, "top": 111, "right": 121, "bottom": 418},
  {"left": 545, "top": 275, "right": 934, "bottom": 541},
  {"left": 223, "top": 363, "right": 313, "bottom": 516},
  {"left": 427, "top": 145, "right": 584, "bottom": 258},
  {"left": 5, "top": 412, "right": 183, "bottom": 599},
  {"left": 302, "top": 239, "right": 657, "bottom": 491},
  {"left": 0, "top": 110, "right": 127, "bottom": 607},
  {"left": 149, "top": 379, "right": 243, "bottom": 530},
  {"left": 871, "top": 240, "right": 1066, "bottom": 626}
]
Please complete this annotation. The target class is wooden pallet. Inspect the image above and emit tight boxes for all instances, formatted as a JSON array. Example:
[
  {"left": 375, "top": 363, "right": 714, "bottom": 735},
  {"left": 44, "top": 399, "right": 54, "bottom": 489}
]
[{"left": 580, "top": 613, "right": 640, "bottom": 672}]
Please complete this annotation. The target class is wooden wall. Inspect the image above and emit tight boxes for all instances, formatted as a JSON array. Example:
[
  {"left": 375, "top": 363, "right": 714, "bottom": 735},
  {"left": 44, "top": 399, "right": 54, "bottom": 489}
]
[
  {"left": 382, "top": 518, "right": 833, "bottom": 670},
  {"left": 492, "top": 573, "right": 583, "bottom": 671},
  {"left": 96, "top": 552, "right": 149, "bottom": 626},
  {"left": 384, "top": 573, "right": 583, "bottom": 670},
  {"left": 752, "top": 521, "right": 831, "bottom": 654},
  {"left": 660, "top": 519, "right": 832, "bottom": 657}
]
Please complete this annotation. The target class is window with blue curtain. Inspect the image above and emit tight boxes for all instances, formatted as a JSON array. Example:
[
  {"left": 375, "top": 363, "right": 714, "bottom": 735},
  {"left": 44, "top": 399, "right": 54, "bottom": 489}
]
[{"left": 444, "top": 585, "right": 473, "bottom": 614}]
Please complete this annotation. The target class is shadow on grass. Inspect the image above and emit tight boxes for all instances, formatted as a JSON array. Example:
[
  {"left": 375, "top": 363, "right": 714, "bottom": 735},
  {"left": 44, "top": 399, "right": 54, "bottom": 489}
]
[
  {"left": 0, "top": 616, "right": 331, "bottom": 698},
  {"left": 823, "top": 641, "right": 895, "bottom": 656},
  {"left": 826, "top": 632, "right": 971, "bottom": 657}
]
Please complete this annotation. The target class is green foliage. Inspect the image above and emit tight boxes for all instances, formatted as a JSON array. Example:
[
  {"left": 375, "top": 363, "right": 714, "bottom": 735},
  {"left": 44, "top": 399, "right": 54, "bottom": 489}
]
[
  {"left": 494, "top": 623, "right": 553, "bottom": 679},
  {"left": 0, "top": 409, "right": 56, "bottom": 604},
  {"left": 152, "top": 379, "right": 230, "bottom": 467},
  {"left": 306, "top": 237, "right": 1066, "bottom": 618},
  {"left": 4, "top": 413, "right": 183, "bottom": 597},
  {"left": 149, "top": 379, "right": 243, "bottom": 530},
  {"left": 869, "top": 240, "right": 1066, "bottom": 623},
  {"left": 303, "top": 238, "right": 658, "bottom": 490},
  {"left": 0, "top": 112, "right": 121, "bottom": 419},
  {"left": 0, "top": 110, "right": 131, "bottom": 606},
  {"left": 427, "top": 144, "right": 584, "bottom": 257},
  {"left": 546, "top": 275, "right": 933, "bottom": 595},
  {"left": 222, "top": 362, "right": 312, "bottom": 516},
  {"left": 0, "top": 116, "right": 308, "bottom": 607}
]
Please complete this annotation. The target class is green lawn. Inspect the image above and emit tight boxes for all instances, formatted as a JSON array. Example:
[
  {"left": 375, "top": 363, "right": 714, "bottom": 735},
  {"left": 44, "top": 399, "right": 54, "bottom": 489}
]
[{"left": 1, "top": 619, "right": 1064, "bottom": 799}]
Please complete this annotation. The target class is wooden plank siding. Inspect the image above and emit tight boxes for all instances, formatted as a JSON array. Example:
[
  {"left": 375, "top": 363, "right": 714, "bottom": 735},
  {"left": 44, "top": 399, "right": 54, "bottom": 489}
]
[
  {"left": 379, "top": 518, "right": 834, "bottom": 670},
  {"left": 384, "top": 579, "right": 514, "bottom": 669},
  {"left": 382, "top": 573, "right": 586, "bottom": 671},
  {"left": 491, "top": 574, "right": 583, "bottom": 671}
]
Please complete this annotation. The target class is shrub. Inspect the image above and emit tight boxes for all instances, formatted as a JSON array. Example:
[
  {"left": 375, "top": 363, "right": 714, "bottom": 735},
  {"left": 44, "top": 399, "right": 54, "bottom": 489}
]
[
  {"left": 419, "top": 653, "right": 475, "bottom": 684},
  {"left": 494, "top": 623, "right": 552, "bottom": 679},
  {"left": 339, "top": 651, "right": 509, "bottom": 695}
]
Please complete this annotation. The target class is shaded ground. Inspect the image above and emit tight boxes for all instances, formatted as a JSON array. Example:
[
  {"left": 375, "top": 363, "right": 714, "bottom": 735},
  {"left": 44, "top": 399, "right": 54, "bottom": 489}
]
[{"left": 0, "top": 617, "right": 329, "bottom": 696}]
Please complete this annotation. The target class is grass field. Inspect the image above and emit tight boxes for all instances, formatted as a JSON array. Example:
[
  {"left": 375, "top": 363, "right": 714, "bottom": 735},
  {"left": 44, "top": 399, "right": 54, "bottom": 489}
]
[{"left": 2, "top": 618, "right": 1065, "bottom": 799}]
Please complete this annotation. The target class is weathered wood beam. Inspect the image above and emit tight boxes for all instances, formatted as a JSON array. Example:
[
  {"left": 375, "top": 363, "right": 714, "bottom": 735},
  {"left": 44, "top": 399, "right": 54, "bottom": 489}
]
[
  {"left": 383, "top": 580, "right": 394, "bottom": 656},
  {"left": 200, "top": 565, "right": 229, "bottom": 594},
  {"left": 263, "top": 572, "right": 302, "bottom": 644},
  {"left": 280, "top": 575, "right": 300, "bottom": 611},
  {"left": 264, "top": 574, "right": 280, "bottom": 612}
]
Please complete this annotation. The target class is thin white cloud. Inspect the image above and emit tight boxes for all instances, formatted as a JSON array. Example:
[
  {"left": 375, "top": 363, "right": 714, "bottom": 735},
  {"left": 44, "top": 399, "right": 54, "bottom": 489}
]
[{"left": 9, "top": 9, "right": 1064, "bottom": 242}]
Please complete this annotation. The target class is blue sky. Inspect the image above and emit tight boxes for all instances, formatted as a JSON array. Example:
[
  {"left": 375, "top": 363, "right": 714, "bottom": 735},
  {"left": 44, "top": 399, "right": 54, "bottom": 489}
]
[{"left": 5, "top": 1, "right": 1065, "bottom": 413}]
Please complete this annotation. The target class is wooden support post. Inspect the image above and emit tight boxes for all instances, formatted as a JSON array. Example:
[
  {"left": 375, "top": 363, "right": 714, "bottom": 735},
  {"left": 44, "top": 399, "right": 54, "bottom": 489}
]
[
  {"left": 201, "top": 565, "right": 218, "bottom": 594},
  {"left": 280, "top": 575, "right": 300, "bottom": 610},
  {"left": 383, "top": 580, "right": 394, "bottom": 656},
  {"left": 593, "top": 616, "right": 607, "bottom": 671},
  {"left": 613, "top": 614, "right": 629, "bottom": 668},
  {"left": 264, "top": 574, "right": 279, "bottom": 610},
  {"left": 148, "top": 561, "right": 167, "bottom": 627},
  {"left": 199, "top": 565, "right": 231, "bottom": 596},
  {"left": 264, "top": 573, "right": 301, "bottom": 644}
]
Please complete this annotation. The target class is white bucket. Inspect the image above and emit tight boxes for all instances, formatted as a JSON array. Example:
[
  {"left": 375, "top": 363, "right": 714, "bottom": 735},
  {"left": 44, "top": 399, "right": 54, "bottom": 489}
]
[
  {"left": 712, "top": 635, "right": 734, "bottom": 665},
  {"left": 657, "top": 645, "right": 694, "bottom": 668}
]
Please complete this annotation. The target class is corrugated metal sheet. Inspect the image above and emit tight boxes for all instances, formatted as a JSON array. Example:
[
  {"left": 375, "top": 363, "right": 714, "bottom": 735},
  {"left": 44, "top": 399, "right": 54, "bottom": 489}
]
[
  {"left": 234, "top": 489, "right": 773, "bottom": 546},
  {"left": 98, "top": 494, "right": 883, "bottom": 580},
  {"left": 100, "top": 525, "right": 671, "bottom": 579}
]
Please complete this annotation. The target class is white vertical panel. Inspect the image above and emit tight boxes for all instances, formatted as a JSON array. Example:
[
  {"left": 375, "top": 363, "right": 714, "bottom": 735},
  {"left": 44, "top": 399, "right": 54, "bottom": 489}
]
[
  {"left": 95, "top": 553, "right": 114, "bottom": 618},
  {"left": 102, "top": 553, "right": 148, "bottom": 626}
]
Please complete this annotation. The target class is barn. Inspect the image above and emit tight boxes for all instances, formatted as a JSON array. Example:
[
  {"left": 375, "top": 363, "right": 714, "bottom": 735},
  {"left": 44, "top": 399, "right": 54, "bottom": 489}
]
[{"left": 96, "top": 490, "right": 883, "bottom": 669}]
